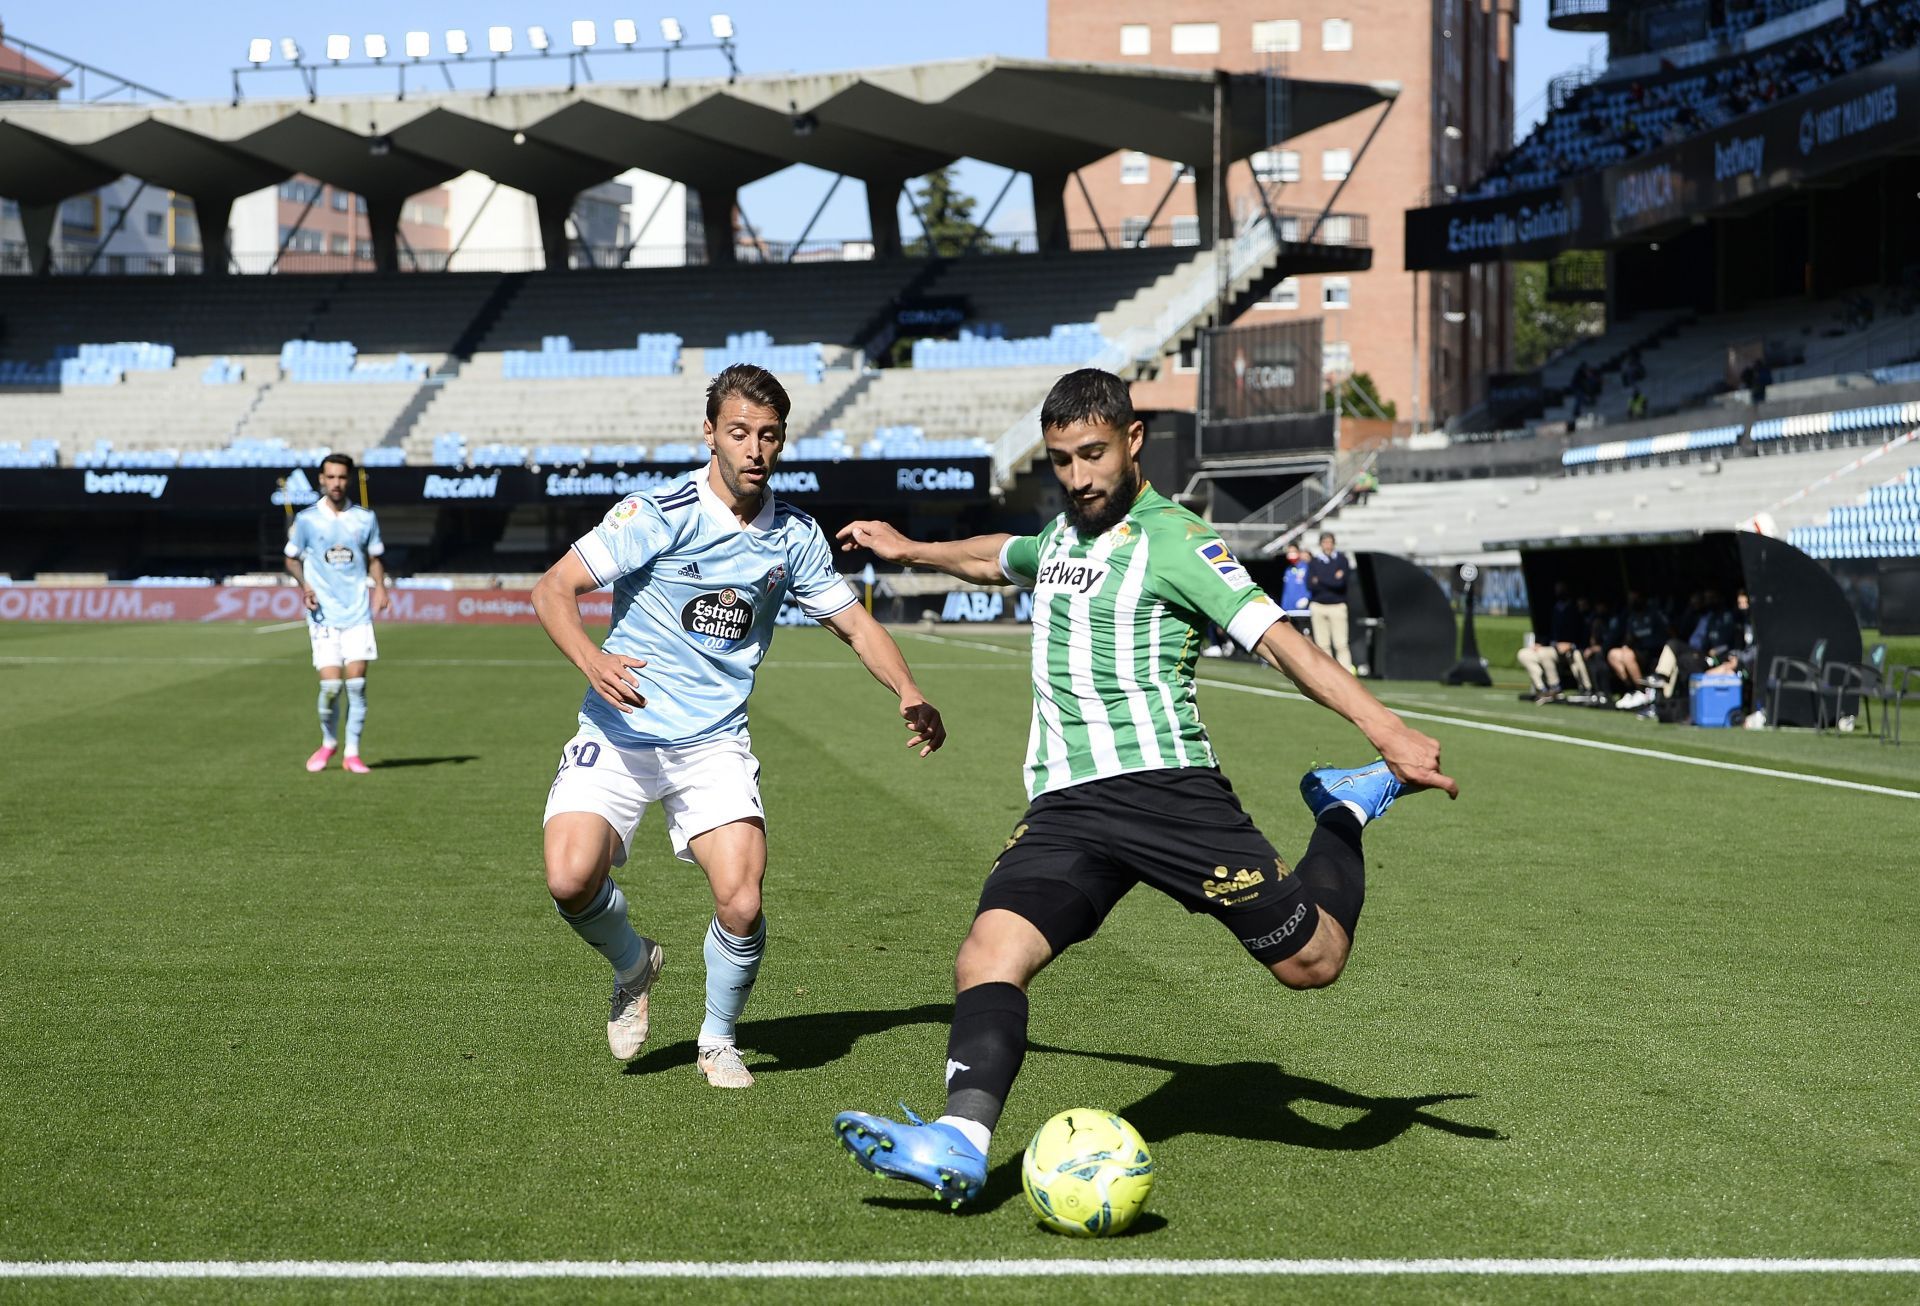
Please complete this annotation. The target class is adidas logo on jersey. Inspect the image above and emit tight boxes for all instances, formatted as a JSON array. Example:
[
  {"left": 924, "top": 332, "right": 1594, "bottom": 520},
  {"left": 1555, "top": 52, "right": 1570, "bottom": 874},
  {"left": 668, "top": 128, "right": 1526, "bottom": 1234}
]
[{"left": 678, "top": 562, "right": 702, "bottom": 578}]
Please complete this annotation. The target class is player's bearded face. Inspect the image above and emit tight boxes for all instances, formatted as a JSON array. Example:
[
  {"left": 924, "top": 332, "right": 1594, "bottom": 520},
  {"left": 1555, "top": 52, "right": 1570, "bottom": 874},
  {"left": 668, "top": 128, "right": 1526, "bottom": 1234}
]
[
  {"left": 706, "top": 397, "right": 785, "bottom": 503},
  {"left": 1050, "top": 420, "right": 1143, "bottom": 537}
]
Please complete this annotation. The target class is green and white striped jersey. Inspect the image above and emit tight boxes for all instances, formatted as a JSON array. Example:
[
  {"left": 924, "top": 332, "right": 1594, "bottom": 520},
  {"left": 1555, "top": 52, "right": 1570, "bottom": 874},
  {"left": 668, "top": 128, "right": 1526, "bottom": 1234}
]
[{"left": 998, "top": 484, "right": 1283, "bottom": 799}]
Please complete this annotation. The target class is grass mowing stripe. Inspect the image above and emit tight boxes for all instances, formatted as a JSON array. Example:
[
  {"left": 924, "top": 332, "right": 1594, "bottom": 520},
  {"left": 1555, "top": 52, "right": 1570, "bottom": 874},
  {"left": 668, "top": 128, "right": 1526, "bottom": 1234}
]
[
  {"left": 1197, "top": 675, "right": 1920, "bottom": 800},
  {"left": 5, "top": 1258, "right": 1918, "bottom": 1279}
]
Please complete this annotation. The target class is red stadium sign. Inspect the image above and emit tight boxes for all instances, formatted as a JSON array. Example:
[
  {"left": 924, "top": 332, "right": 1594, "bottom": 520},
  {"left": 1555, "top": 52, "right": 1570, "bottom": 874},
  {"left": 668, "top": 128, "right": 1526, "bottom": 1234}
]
[{"left": 0, "top": 586, "right": 614, "bottom": 625}]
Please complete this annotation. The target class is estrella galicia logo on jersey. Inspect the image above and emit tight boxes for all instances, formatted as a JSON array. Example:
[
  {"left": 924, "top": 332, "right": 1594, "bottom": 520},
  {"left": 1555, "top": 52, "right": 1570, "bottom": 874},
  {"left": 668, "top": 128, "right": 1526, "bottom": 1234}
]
[
  {"left": 682, "top": 589, "right": 754, "bottom": 648},
  {"left": 271, "top": 468, "right": 318, "bottom": 507},
  {"left": 324, "top": 544, "right": 354, "bottom": 567},
  {"left": 1034, "top": 558, "right": 1109, "bottom": 596},
  {"left": 1195, "top": 540, "right": 1255, "bottom": 593}
]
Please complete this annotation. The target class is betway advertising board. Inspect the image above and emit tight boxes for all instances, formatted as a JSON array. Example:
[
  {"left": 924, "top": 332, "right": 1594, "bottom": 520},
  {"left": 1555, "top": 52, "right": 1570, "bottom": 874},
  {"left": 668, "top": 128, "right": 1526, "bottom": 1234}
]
[
  {"left": 1407, "top": 48, "right": 1920, "bottom": 266},
  {"left": 0, "top": 459, "right": 991, "bottom": 510}
]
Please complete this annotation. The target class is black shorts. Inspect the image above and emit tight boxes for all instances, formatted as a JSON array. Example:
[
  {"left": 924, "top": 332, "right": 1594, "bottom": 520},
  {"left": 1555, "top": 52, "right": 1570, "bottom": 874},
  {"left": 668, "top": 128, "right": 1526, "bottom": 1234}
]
[{"left": 979, "top": 767, "right": 1317, "bottom": 963}]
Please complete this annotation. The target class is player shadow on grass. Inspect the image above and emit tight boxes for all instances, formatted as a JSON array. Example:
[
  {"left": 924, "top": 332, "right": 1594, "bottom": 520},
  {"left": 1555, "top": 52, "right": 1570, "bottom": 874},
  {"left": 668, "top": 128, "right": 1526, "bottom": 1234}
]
[
  {"left": 622, "top": 1002, "right": 953, "bottom": 1078},
  {"left": 865, "top": 1043, "right": 1503, "bottom": 1218},
  {"left": 368, "top": 755, "right": 480, "bottom": 769}
]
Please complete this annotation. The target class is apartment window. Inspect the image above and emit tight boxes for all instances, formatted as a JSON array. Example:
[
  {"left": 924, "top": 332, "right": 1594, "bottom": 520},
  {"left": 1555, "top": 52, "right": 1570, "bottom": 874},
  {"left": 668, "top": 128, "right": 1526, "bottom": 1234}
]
[
  {"left": 1172, "top": 214, "right": 1200, "bottom": 247},
  {"left": 1178, "top": 164, "right": 1195, "bottom": 184},
  {"left": 1323, "top": 276, "right": 1352, "bottom": 309},
  {"left": 1252, "top": 19, "right": 1301, "bottom": 53},
  {"left": 1252, "top": 149, "right": 1300, "bottom": 183},
  {"left": 107, "top": 205, "right": 126, "bottom": 229},
  {"left": 1323, "top": 18, "right": 1353, "bottom": 50},
  {"left": 1120, "top": 215, "right": 1149, "bottom": 247},
  {"left": 1324, "top": 340, "right": 1352, "bottom": 374},
  {"left": 1119, "top": 24, "right": 1150, "bottom": 55},
  {"left": 1173, "top": 341, "right": 1198, "bottom": 373},
  {"left": 278, "top": 180, "right": 322, "bottom": 205},
  {"left": 355, "top": 240, "right": 374, "bottom": 260},
  {"left": 146, "top": 212, "right": 165, "bottom": 237},
  {"left": 1, "top": 198, "right": 16, "bottom": 218},
  {"left": 1320, "top": 215, "right": 1354, "bottom": 245},
  {"left": 1258, "top": 277, "right": 1300, "bottom": 310},
  {"left": 330, "top": 233, "right": 349, "bottom": 255},
  {"left": 60, "top": 195, "right": 99, "bottom": 236},
  {"left": 355, "top": 195, "right": 368, "bottom": 214},
  {"left": 1321, "top": 148, "right": 1353, "bottom": 180},
  {"left": 1170, "top": 22, "right": 1220, "bottom": 54},
  {"left": 1276, "top": 215, "right": 1301, "bottom": 241},
  {"left": 279, "top": 227, "right": 324, "bottom": 253},
  {"left": 1120, "top": 151, "right": 1150, "bottom": 185},
  {"left": 330, "top": 188, "right": 349, "bottom": 211}
]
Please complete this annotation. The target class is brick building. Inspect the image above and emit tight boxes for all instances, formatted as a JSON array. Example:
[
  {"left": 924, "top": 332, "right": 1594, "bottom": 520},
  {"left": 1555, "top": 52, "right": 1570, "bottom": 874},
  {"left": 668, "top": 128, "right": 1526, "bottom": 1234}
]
[{"left": 1049, "top": 0, "right": 1516, "bottom": 425}]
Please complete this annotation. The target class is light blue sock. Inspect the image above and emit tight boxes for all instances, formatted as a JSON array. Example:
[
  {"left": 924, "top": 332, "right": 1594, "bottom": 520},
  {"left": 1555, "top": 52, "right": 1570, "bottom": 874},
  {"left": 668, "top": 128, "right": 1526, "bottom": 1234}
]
[
  {"left": 317, "top": 680, "right": 343, "bottom": 746},
  {"left": 556, "top": 877, "right": 650, "bottom": 983},
  {"left": 344, "top": 676, "right": 367, "bottom": 756},
  {"left": 699, "top": 917, "right": 766, "bottom": 1049}
]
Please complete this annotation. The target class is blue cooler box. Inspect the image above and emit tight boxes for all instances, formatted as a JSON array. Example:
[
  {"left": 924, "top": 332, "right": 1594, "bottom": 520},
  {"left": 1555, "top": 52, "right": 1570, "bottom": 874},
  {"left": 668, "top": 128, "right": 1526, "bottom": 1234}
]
[{"left": 1691, "top": 674, "right": 1743, "bottom": 727}]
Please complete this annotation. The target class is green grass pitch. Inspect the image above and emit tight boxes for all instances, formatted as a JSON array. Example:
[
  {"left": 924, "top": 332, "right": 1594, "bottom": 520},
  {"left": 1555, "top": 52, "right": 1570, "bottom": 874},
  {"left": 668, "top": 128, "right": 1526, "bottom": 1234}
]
[{"left": 1, "top": 619, "right": 1917, "bottom": 1304}]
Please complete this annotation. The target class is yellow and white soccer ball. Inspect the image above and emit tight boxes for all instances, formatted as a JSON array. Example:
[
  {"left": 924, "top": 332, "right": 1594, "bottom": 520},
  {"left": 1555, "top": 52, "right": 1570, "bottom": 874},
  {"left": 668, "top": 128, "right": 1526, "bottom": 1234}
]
[{"left": 1020, "top": 1109, "right": 1155, "bottom": 1237}]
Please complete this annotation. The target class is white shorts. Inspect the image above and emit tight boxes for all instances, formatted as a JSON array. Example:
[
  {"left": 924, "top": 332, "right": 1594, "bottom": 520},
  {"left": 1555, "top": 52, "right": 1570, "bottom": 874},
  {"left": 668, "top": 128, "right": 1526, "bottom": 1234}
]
[
  {"left": 310, "top": 621, "right": 378, "bottom": 670},
  {"left": 542, "top": 731, "right": 764, "bottom": 868}
]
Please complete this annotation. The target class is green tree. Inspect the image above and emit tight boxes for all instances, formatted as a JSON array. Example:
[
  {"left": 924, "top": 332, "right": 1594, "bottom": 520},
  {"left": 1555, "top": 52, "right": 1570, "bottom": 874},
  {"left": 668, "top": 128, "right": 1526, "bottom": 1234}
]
[
  {"left": 1512, "top": 258, "right": 1605, "bottom": 371},
  {"left": 1324, "top": 370, "right": 1397, "bottom": 420},
  {"left": 904, "top": 167, "right": 981, "bottom": 258}
]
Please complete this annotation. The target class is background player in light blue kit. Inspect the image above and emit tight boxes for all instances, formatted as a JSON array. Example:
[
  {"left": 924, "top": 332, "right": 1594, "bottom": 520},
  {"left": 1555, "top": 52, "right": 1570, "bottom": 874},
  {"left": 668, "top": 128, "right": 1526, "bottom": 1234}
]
[
  {"left": 531, "top": 364, "right": 946, "bottom": 1087},
  {"left": 284, "top": 452, "right": 389, "bottom": 774}
]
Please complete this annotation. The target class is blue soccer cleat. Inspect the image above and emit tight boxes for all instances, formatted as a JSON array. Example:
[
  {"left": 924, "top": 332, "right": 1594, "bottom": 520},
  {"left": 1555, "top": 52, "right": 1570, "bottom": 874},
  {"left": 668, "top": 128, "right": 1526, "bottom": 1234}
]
[
  {"left": 1301, "top": 760, "right": 1404, "bottom": 826},
  {"left": 833, "top": 1106, "right": 987, "bottom": 1210}
]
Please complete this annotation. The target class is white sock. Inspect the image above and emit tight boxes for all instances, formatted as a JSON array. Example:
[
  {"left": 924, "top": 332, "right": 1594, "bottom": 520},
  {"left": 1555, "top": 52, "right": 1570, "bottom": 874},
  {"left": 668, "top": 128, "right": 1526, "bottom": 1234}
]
[{"left": 937, "top": 1115, "right": 991, "bottom": 1155}]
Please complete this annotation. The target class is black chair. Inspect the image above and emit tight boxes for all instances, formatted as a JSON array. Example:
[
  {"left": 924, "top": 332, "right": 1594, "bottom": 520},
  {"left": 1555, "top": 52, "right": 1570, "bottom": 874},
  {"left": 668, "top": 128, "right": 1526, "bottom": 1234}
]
[
  {"left": 1767, "top": 638, "right": 1830, "bottom": 730},
  {"left": 1827, "top": 644, "right": 1920, "bottom": 745}
]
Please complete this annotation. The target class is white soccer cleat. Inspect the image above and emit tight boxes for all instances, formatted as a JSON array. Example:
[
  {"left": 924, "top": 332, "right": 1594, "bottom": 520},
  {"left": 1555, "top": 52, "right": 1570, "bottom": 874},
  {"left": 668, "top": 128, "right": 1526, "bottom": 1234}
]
[
  {"left": 697, "top": 1044, "right": 755, "bottom": 1089},
  {"left": 607, "top": 943, "right": 664, "bottom": 1062}
]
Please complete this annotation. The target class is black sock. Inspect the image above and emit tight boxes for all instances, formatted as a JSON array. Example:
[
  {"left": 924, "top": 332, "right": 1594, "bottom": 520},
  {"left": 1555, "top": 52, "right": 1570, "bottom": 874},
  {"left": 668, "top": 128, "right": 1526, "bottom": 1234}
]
[
  {"left": 944, "top": 981, "right": 1028, "bottom": 1131},
  {"left": 1294, "top": 808, "right": 1366, "bottom": 940}
]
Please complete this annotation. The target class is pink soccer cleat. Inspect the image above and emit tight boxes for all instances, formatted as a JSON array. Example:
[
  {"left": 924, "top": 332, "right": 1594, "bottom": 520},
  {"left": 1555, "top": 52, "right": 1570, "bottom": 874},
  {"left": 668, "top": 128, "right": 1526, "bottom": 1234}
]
[
  {"left": 305, "top": 746, "right": 336, "bottom": 773},
  {"left": 342, "top": 755, "right": 371, "bottom": 774}
]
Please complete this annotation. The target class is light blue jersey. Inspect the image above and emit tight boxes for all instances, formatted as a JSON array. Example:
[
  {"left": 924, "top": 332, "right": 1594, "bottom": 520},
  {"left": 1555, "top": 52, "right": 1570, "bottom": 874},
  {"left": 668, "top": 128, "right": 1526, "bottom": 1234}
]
[
  {"left": 284, "top": 501, "right": 384, "bottom": 628},
  {"left": 570, "top": 469, "right": 858, "bottom": 749}
]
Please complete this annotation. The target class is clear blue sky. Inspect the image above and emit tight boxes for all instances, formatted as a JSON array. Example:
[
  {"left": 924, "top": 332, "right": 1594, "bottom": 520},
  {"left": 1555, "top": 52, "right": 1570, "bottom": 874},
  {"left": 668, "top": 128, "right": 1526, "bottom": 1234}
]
[{"left": 11, "top": 1, "right": 1597, "bottom": 240}]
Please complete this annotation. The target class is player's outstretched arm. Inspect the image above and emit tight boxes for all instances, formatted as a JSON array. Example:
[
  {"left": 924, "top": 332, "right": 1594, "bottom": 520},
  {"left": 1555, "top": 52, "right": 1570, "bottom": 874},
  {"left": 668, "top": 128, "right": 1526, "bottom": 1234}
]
[
  {"left": 836, "top": 519, "right": 1012, "bottom": 586},
  {"left": 531, "top": 549, "right": 649, "bottom": 714},
  {"left": 818, "top": 601, "right": 946, "bottom": 757},
  {"left": 1254, "top": 619, "right": 1459, "bottom": 798}
]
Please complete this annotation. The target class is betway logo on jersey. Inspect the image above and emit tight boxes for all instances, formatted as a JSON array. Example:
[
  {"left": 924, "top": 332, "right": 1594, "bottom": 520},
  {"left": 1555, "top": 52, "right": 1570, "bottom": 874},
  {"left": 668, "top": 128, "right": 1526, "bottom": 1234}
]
[
  {"left": 272, "top": 468, "right": 319, "bottom": 507},
  {"left": 1035, "top": 558, "right": 1109, "bottom": 596},
  {"left": 896, "top": 465, "right": 975, "bottom": 492},
  {"left": 1714, "top": 134, "right": 1763, "bottom": 182},
  {"left": 423, "top": 472, "right": 500, "bottom": 500},
  {"left": 83, "top": 471, "right": 168, "bottom": 499}
]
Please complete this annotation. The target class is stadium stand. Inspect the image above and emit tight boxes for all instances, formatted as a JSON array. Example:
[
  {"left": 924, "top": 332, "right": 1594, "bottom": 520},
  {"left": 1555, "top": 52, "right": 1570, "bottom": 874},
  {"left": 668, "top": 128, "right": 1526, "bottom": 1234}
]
[
  {"left": 1469, "top": 0, "right": 1920, "bottom": 198},
  {"left": 911, "top": 323, "right": 1109, "bottom": 369},
  {"left": 503, "top": 335, "right": 682, "bottom": 379},
  {"left": 0, "top": 360, "right": 266, "bottom": 461},
  {"left": 1790, "top": 465, "right": 1920, "bottom": 556},
  {"left": 829, "top": 365, "right": 1068, "bottom": 448}
]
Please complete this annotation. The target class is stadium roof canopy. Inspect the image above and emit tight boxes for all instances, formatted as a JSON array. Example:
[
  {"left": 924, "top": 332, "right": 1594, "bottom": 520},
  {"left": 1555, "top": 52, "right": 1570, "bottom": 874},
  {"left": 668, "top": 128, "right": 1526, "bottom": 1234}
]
[{"left": 0, "top": 55, "right": 1395, "bottom": 272}]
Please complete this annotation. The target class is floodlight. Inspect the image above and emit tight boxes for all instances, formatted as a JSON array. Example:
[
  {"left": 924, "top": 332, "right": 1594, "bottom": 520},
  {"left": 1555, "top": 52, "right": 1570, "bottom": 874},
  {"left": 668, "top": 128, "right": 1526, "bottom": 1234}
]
[
  {"left": 660, "top": 18, "right": 684, "bottom": 43},
  {"left": 1443, "top": 124, "right": 1463, "bottom": 140},
  {"left": 247, "top": 38, "right": 272, "bottom": 64},
  {"left": 365, "top": 34, "right": 389, "bottom": 61},
  {"left": 488, "top": 26, "right": 513, "bottom": 53},
  {"left": 446, "top": 29, "right": 470, "bottom": 56},
  {"left": 280, "top": 38, "right": 302, "bottom": 62},
  {"left": 710, "top": 14, "right": 734, "bottom": 39},
  {"left": 405, "top": 31, "right": 430, "bottom": 59},
  {"left": 512, "top": 131, "right": 527, "bottom": 145},
  {"left": 528, "top": 25, "right": 551, "bottom": 51},
  {"left": 326, "top": 34, "right": 352, "bottom": 61},
  {"left": 572, "top": 19, "right": 597, "bottom": 47},
  {"left": 612, "top": 18, "right": 638, "bottom": 44},
  {"left": 1442, "top": 311, "right": 1466, "bottom": 324}
]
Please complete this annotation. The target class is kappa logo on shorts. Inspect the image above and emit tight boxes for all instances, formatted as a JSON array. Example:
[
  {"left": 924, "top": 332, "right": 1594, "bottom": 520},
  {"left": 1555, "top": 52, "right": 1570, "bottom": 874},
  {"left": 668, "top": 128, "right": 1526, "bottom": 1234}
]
[
  {"left": 1245, "top": 901, "right": 1310, "bottom": 951},
  {"left": 1196, "top": 540, "right": 1255, "bottom": 592}
]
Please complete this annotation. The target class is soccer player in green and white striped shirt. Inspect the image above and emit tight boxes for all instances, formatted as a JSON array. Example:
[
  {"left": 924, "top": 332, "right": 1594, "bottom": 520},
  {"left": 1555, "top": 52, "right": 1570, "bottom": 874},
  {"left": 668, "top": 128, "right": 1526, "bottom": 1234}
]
[{"left": 830, "top": 369, "right": 1458, "bottom": 1209}]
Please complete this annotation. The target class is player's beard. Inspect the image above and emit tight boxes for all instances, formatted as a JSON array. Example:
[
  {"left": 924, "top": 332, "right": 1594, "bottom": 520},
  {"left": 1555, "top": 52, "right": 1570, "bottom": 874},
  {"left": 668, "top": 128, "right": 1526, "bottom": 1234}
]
[
  {"left": 715, "top": 455, "right": 770, "bottom": 506},
  {"left": 1065, "top": 464, "right": 1139, "bottom": 537}
]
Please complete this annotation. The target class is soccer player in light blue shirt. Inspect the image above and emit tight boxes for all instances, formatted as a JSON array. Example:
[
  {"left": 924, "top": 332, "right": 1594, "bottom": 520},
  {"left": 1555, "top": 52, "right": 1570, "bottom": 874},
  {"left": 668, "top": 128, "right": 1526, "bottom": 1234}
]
[
  {"left": 283, "top": 452, "right": 389, "bottom": 774},
  {"left": 531, "top": 364, "right": 947, "bottom": 1086}
]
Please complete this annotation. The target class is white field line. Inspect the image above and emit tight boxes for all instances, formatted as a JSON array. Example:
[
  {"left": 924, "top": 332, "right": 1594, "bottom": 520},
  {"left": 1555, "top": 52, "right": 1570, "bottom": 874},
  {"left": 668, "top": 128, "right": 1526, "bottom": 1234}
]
[
  {"left": 901, "top": 631, "right": 1920, "bottom": 802},
  {"left": 1, "top": 1258, "right": 1916, "bottom": 1280},
  {"left": 252, "top": 620, "right": 309, "bottom": 633}
]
